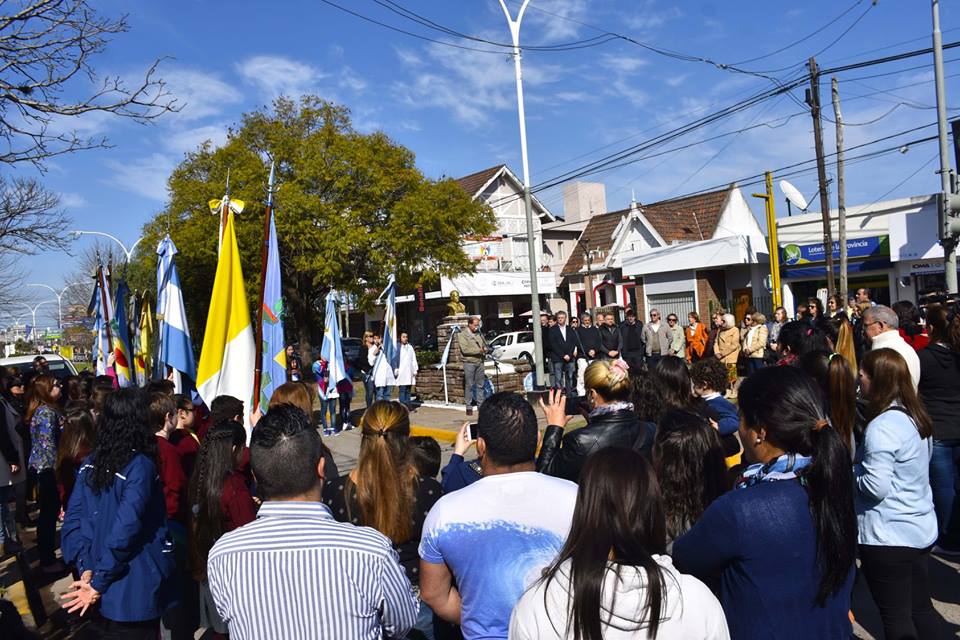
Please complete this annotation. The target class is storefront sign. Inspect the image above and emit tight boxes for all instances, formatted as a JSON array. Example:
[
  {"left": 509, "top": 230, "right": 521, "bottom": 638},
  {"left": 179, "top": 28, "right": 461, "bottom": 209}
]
[
  {"left": 780, "top": 235, "right": 889, "bottom": 266},
  {"left": 908, "top": 260, "right": 944, "bottom": 275},
  {"left": 498, "top": 301, "right": 514, "bottom": 318},
  {"left": 416, "top": 284, "right": 425, "bottom": 312},
  {"left": 440, "top": 271, "right": 557, "bottom": 297}
]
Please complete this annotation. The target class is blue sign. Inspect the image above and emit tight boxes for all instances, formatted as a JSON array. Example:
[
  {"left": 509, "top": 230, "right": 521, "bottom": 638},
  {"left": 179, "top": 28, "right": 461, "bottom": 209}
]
[{"left": 780, "top": 235, "right": 889, "bottom": 267}]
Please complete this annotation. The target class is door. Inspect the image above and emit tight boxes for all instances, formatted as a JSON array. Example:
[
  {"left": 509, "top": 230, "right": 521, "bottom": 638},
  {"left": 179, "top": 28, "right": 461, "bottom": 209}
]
[{"left": 732, "top": 288, "right": 753, "bottom": 323}]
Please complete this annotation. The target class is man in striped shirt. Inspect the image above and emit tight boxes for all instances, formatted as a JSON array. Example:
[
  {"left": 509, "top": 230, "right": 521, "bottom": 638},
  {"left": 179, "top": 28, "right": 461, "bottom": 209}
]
[{"left": 207, "top": 404, "right": 417, "bottom": 640}]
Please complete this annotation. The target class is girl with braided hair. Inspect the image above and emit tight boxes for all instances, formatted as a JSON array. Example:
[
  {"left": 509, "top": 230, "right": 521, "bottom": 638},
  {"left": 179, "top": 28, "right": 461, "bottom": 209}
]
[
  {"left": 537, "top": 359, "right": 655, "bottom": 482},
  {"left": 189, "top": 421, "right": 254, "bottom": 639}
]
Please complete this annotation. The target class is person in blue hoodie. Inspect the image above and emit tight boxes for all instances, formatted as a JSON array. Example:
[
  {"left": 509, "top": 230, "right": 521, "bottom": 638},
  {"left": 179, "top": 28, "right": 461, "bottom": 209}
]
[{"left": 61, "top": 388, "right": 175, "bottom": 638}]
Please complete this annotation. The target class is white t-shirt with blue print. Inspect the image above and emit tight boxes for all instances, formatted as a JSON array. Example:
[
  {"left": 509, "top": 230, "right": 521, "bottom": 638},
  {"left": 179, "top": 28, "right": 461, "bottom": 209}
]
[{"left": 418, "top": 471, "right": 577, "bottom": 640}]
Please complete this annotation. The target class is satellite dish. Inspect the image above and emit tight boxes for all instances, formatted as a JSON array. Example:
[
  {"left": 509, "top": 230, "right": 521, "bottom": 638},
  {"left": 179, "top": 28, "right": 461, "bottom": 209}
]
[{"left": 779, "top": 180, "right": 808, "bottom": 211}]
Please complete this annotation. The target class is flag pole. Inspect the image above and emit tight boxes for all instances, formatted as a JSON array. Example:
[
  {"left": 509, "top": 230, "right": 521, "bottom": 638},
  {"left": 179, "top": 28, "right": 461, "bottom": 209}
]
[
  {"left": 252, "top": 162, "right": 276, "bottom": 412},
  {"left": 97, "top": 264, "right": 113, "bottom": 363}
]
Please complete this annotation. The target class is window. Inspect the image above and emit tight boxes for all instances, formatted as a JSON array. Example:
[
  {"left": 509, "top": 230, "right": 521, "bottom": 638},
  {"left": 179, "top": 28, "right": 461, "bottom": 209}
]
[
  {"left": 558, "top": 241, "right": 565, "bottom": 261},
  {"left": 519, "top": 332, "right": 533, "bottom": 343}
]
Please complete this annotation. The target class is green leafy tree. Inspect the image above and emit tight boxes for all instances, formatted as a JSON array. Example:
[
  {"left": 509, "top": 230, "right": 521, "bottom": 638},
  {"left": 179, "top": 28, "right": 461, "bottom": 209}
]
[{"left": 136, "top": 96, "right": 495, "bottom": 354}]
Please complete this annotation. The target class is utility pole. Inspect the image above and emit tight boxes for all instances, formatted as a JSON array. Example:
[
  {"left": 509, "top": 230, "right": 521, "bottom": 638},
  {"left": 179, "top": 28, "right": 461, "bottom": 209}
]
[
  {"left": 933, "top": 0, "right": 959, "bottom": 294},
  {"left": 751, "top": 172, "right": 782, "bottom": 310},
  {"left": 497, "top": 0, "right": 545, "bottom": 387},
  {"left": 832, "top": 77, "right": 848, "bottom": 303},
  {"left": 806, "top": 57, "right": 837, "bottom": 298}
]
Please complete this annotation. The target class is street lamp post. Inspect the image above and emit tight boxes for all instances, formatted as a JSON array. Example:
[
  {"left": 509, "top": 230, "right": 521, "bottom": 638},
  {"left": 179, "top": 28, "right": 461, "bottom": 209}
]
[
  {"left": 72, "top": 230, "right": 144, "bottom": 263},
  {"left": 20, "top": 301, "right": 52, "bottom": 342},
  {"left": 27, "top": 282, "right": 85, "bottom": 329},
  {"left": 496, "top": 0, "right": 545, "bottom": 387}
]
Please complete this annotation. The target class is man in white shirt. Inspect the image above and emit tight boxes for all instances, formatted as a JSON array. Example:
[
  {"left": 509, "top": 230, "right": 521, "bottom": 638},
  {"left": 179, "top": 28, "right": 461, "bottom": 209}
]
[
  {"left": 864, "top": 305, "right": 921, "bottom": 389},
  {"left": 419, "top": 392, "right": 577, "bottom": 640}
]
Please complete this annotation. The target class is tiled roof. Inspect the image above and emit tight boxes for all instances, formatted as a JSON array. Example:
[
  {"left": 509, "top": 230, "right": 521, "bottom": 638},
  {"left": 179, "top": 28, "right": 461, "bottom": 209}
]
[
  {"left": 560, "top": 185, "right": 733, "bottom": 276},
  {"left": 455, "top": 165, "right": 504, "bottom": 197}
]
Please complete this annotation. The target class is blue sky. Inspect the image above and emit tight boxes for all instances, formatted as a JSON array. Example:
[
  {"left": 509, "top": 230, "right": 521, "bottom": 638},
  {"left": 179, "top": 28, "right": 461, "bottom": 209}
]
[{"left": 13, "top": 0, "right": 960, "bottom": 327}]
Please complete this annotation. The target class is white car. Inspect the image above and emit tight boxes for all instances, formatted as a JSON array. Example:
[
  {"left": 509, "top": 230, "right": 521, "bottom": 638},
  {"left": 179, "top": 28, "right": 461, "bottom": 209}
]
[
  {"left": 0, "top": 353, "right": 79, "bottom": 379},
  {"left": 487, "top": 331, "right": 535, "bottom": 365}
]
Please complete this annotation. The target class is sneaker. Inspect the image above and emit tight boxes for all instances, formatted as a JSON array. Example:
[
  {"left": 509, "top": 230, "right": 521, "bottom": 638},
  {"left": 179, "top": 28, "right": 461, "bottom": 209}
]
[
  {"left": 466, "top": 406, "right": 474, "bottom": 416},
  {"left": 342, "top": 422, "right": 354, "bottom": 431},
  {"left": 322, "top": 427, "right": 334, "bottom": 437},
  {"left": 932, "top": 544, "right": 960, "bottom": 558}
]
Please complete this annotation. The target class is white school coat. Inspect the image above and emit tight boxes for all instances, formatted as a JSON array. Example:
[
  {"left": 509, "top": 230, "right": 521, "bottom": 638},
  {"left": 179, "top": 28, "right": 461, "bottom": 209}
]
[
  {"left": 395, "top": 343, "right": 419, "bottom": 386},
  {"left": 369, "top": 344, "right": 397, "bottom": 387}
]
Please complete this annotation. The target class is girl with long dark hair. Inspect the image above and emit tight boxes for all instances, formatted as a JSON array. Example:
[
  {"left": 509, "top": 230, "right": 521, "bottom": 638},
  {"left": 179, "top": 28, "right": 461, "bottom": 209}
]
[
  {"left": 653, "top": 409, "right": 728, "bottom": 549},
  {"left": 55, "top": 405, "right": 95, "bottom": 507},
  {"left": 189, "top": 421, "right": 255, "bottom": 639},
  {"left": 856, "top": 348, "right": 944, "bottom": 639},
  {"left": 797, "top": 350, "right": 857, "bottom": 456},
  {"left": 25, "top": 374, "right": 63, "bottom": 571},
  {"left": 511, "top": 447, "right": 728, "bottom": 639},
  {"left": 61, "top": 388, "right": 174, "bottom": 637},
  {"left": 673, "top": 366, "right": 857, "bottom": 639},
  {"left": 919, "top": 303, "right": 960, "bottom": 555}
]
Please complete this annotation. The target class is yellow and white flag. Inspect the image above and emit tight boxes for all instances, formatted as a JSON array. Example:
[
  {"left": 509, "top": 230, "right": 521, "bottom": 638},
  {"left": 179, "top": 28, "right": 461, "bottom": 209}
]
[{"left": 196, "top": 210, "right": 256, "bottom": 439}]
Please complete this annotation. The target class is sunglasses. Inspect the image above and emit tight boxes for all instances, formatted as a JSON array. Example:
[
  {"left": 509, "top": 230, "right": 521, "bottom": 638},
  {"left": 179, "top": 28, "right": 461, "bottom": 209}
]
[{"left": 667, "top": 318, "right": 677, "bottom": 323}]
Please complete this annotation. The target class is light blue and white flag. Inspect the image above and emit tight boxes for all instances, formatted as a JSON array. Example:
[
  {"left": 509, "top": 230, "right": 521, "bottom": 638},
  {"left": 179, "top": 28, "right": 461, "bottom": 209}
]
[
  {"left": 93, "top": 265, "right": 114, "bottom": 377},
  {"left": 320, "top": 290, "right": 348, "bottom": 399},
  {"left": 372, "top": 274, "right": 399, "bottom": 381},
  {"left": 156, "top": 236, "right": 197, "bottom": 389},
  {"left": 436, "top": 325, "right": 461, "bottom": 369},
  {"left": 258, "top": 204, "right": 287, "bottom": 410}
]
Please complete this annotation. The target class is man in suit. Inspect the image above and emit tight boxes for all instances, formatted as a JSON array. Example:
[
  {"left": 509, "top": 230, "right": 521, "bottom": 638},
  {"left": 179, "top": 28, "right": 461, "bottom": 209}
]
[
  {"left": 548, "top": 311, "right": 578, "bottom": 395},
  {"left": 598, "top": 311, "right": 622, "bottom": 361},
  {"left": 575, "top": 312, "right": 601, "bottom": 396}
]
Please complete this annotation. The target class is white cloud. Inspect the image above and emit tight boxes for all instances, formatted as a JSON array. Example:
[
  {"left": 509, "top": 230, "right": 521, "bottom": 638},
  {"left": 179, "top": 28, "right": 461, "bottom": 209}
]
[
  {"left": 624, "top": 2, "right": 683, "bottom": 31},
  {"left": 339, "top": 67, "right": 368, "bottom": 93},
  {"left": 600, "top": 53, "right": 648, "bottom": 74},
  {"left": 105, "top": 153, "right": 176, "bottom": 201},
  {"left": 237, "top": 55, "right": 326, "bottom": 98},
  {"left": 524, "top": 0, "right": 588, "bottom": 41},
  {"left": 162, "top": 123, "right": 229, "bottom": 156},
  {"left": 163, "top": 67, "right": 243, "bottom": 121},
  {"left": 59, "top": 192, "right": 87, "bottom": 208}
]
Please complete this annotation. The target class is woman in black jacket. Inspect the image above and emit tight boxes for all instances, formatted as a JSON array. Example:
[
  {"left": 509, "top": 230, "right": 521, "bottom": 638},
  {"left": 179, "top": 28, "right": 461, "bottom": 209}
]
[
  {"left": 537, "top": 359, "right": 654, "bottom": 482},
  {"left": 919, "top": 303, "right": 960, "bottom": 555}
]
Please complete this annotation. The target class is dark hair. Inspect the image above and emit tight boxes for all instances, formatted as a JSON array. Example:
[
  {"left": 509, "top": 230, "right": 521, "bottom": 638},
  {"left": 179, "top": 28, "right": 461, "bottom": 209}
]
[
  {"left": 892, "top": 300, "right": 923, "bottom": 338},
  {"left": 477, "top": 392, "right": 538, "bottom": 467},
  {"left": 738, "top": 367, "right": 856, "bottom": 606},
  {"left": 409, "top": 436, "right": 441, "bottom": 478},
  {"left": 88, "top": 388, "right": 157, "bottom": 493},
  {"left": 56, "top": 405, "right": 95, "bottom": 485},
  {"left": 90, "top": 383, "right": 113, "bottom": 417},
  {"left": 806, "top": 297, "right": 824, "bottom": 318},
  {"left": 210, "top": 395, "right": 244, "bottom": 427},
  {"left": 174, "top": 393, "right": 194, "bottom": 412},
  {"left": 925, "top": 303, "right": 960, "bottom": 352},
  {"left": 798, "top": 350, "right": 857, "bottom": 455},
  {"left": 250, "top": 403, "right": 322, "bottom": 499},
  {"left": 861, "top": 349, "right": 933, "bottom": 439},
  {"left": 690, "top": 358, "right": 729, "bottom": 394},
  {"left": 149, "top": 392, "right": 176, "bottom": 431},
  {"left": 64, "top": 376, "right": 87, "bottom": 405},
  {"left": 147, "top": 379, "right": 176, "bottom": 396},
  {"left": 540, "top": 448, "right": 667, "bottom": 640},
  {"left": 189, "top": 421, "right": 246, "bottom": 579},
  {"left": 653, "top": 409, "right": 727, "bottom": 542},
  {"left": 630, "top": 374, "right": 663, "bottom": 424},
  {"left": 777, "top": 320, "right": 829, "bottom": 358},
  {"left": 25, "top": 374, "right": 60, "bottom": 425},
  {"left": 653, "top": 357, "right": 695, "bottom": 411}
]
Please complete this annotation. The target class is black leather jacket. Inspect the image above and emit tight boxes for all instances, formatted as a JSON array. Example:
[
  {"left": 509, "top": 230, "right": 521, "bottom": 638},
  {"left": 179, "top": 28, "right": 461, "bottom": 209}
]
[{"left": 536, "top": 408, "right": 656, "bottom": 482}]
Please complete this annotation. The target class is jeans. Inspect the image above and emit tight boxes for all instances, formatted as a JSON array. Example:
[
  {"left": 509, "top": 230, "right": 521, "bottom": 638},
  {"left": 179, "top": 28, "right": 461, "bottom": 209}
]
[
  {"left": 363, "top": 376, "right": 375, "bottom": 408},
  {"left": 339, "top": 394, "right": 352, "bottom": 425},
  {"left": 35, "top": 468, "right": 59, "bottom": 565},
  {"left": 645, "top": 353, "right": 662, "bottom": 371},
  {"left": 375, "top": 386, "right": 392, "bottom": 401},
  {"left": 463, "top": 362, "right": 486, "bottom": 408},
  {"left": 550, "top": 360, "right": 575, "bottom": 394},
  {"left": 859, "top": 544, "right": 945, "bottom": 640},
  {"left": 411, "top": 599, "right": 436, "bottom": 640},
  {"left": 0, "top": 484, "right": 18, "bottom": 546},
  {"left": 930, "top": 439, "right": 960, "bottom": 549},
  {"left": 747, "top": 357, "right": 766, "bottom": 375},
  {"left": 318, "top": 398, "right": 338, "bottom": 431},
  {"left": 399, "top": 385, "right": 412, "bottom": 404}
]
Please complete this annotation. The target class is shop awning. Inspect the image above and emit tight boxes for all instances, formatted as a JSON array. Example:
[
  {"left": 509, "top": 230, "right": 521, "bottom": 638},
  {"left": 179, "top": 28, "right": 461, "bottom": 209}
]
[
  {"left": 621, "top": 235, "right": 768, "bottom": 277},
  {"left": 440, "top": 271, "right": 557, "bottom": 297}
]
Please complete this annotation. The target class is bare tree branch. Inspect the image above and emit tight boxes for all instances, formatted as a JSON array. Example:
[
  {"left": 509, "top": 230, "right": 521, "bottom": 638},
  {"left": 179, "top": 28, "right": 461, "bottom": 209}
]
[{"left": 0, "top": 174, "right": 68, "bottom": 252}]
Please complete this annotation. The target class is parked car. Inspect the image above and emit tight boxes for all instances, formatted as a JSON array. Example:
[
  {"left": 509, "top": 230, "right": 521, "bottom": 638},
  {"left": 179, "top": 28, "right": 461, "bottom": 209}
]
[
  {"left": 0, "top": 354, "right": 79, "bottom": 379},
  {"left": 487, "top": 331, "right": 534, "bottom": 365}
]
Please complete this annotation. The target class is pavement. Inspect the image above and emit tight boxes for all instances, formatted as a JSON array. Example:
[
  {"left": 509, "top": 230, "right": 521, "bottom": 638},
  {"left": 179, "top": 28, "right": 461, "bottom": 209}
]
[{"left": 3, "top": 397, "right": 959, "bottom": 638}]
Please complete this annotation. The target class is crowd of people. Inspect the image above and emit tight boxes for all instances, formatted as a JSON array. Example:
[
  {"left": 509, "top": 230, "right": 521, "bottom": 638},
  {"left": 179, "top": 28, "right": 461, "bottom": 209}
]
[{"left": 0, "top": 289, "right": 957, "bottom": 640}]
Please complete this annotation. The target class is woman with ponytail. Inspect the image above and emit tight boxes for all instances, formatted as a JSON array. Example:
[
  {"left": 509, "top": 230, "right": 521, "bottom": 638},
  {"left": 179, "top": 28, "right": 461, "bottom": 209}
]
[
  {"left": 673, "top": 366, "right": 856, "bottom": 639},
  {"left": 797, "top": 350, "right": 857, "bottom": 457},
  {"left": 537, "top": 359, "right": 654, "bottom": 482},
  {"left": 322, "top": 400, "right": 441, "bottom": 635},
  {"left": 189, "top": 421, "right": 254, "bottom": 639},
  {"left": 918, "top": 303, "right": 960, "bottom": 556},
  {"left": 857, "top": 348, "right": 944, "bottom": 639}
]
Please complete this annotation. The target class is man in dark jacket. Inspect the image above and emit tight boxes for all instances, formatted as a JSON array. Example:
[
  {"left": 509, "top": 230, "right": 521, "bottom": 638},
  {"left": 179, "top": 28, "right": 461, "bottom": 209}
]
[
  {"left": 548, "top": 311, "right": 578, "bottom": 394},
  {"left": 598, "top": 312, "right": 621, "bottom": 360},
  {"left": 619, "top": 309, "right": 645, "bottom": 371},
  {"left": 575, "top": 312, "right": 601, "bottom": 395}
]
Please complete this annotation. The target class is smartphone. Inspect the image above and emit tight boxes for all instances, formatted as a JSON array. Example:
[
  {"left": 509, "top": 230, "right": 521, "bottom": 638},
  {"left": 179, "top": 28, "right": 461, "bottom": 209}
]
[{"left": 467, "top": 423, "right": 479, "bottom": 441}]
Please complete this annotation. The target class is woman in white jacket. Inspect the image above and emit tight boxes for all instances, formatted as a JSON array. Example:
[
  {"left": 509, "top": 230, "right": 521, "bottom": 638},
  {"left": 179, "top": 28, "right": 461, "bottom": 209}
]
[
  {"left": 395, "top": 332, "right": 419, "bottom": 406},
  {"left": 510, "top": 447, "right": 728, "bottom": 640}
]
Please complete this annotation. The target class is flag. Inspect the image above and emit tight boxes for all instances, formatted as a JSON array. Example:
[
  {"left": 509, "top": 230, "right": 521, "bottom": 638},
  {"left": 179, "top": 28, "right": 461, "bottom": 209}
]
[
  {"left": 372, "top": 275, "right": 399, "bottom": 381},
  {"left": 134, "top": 293, "right": 154, "bottom": 386},
  {"left": 436, "top": 325, "right": 461, "bottom": 369},
  {"left": 257, "top": 206, "right": 286, "bottom": 410},
  {"left": 320, "top": 290, "right": 347, "bottom": 399},
  {"left": 196, "top": 211, "right": 256, "bottom": 437},
  {"left": 112, "top": 280, "right": 134, "bottom": 387},
  {"left": 156, "top": 236, "right": 197, "bottom": 390},
  {"left": 93, "top": 265, "right": 114, "bottom": 376}
]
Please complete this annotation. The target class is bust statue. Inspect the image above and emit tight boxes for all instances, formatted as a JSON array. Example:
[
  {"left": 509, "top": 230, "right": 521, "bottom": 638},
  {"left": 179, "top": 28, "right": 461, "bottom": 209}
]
[{"left": 446, "top": 290, "right": 466, "bottom": 316}]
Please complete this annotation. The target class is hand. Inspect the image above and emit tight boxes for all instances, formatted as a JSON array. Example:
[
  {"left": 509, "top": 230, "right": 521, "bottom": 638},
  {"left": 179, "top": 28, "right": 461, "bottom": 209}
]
[
  {"left": 539, "top": 388, "right": 571, "bottom": 427},
  {"left": 563, "top": 355, "right": 570, "bottom": 362},
  {"left": 80, "top": 570, "right": 92, "bottom": 584},
  {"left": 249, "top": 407, "right": 263, "bottom": 428},
  {"left": 61, "top": 580, "right": 100, "bottom": 616},
  {"left": 394, "top": 369, "right": 400, "bottom": 377},
  {"left": 588, "top": 349, "right": 596, "bottom": 359},
  {"left": 709, "top": 419, "right": 719, "bottom": 431},
  {"left": 454, "top": 422, "right": 476, "bottom": 456},
  {"left": 9, "top": 463, "right": 18, "bottom": 475}
]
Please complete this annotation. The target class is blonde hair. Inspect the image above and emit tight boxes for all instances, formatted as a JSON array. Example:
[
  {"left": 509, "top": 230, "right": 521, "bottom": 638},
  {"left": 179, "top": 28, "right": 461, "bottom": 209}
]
[
  {"left": 269, "top": 382, "right": 314, "bottom": 415},
  {"left": 351, "top": 401, "right": 415, "bottom": 544},
  {"left": 835, "top": 319, "right": 857, "bottom": 372},
  {"left": 751, "top": 312, "right": 766, "bottom": 325},
  {"left": 722, "top": 313, "right": 736, "bottom": 329},
  {"left": 583, "top": 360, "right": 631, "bottom": 402}
]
